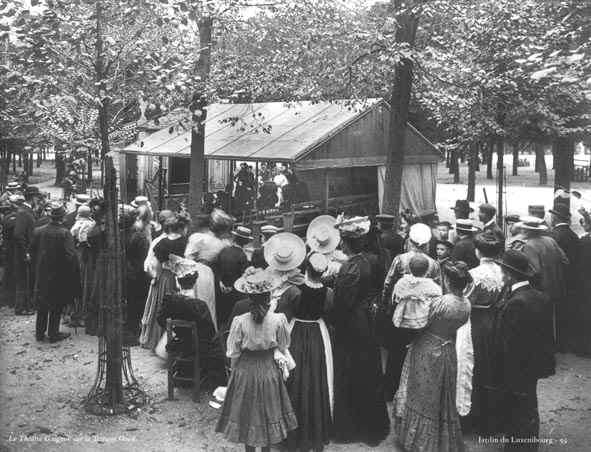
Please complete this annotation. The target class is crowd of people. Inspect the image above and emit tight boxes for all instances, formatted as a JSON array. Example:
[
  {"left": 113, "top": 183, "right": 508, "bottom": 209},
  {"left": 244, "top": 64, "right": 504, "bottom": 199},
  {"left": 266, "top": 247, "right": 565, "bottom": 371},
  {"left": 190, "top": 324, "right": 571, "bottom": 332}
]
[{"left": 2, "top": 177, "right": 591, "bottom": 452}]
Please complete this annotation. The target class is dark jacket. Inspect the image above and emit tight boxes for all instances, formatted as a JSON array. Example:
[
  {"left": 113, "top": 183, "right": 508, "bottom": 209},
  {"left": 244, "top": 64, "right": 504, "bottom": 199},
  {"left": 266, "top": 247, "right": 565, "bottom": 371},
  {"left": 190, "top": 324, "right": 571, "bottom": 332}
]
[
  {"left": 522, "top": 235, "right": 568, "bottom": 302},
  {"left": 551, "top": 224, "right": 579, "bottom": 287},
  {"left": 493, "top": 284, "right": 555, "bottom": 394},
  {"left": 31, "top": 222, "right": 80, "bottom": 309},
  {"left": 13, "top": 205, "right": 35, "bottom": 257},
  {"left": 451, "top": 236, "right": 479, "bottom": 269}
]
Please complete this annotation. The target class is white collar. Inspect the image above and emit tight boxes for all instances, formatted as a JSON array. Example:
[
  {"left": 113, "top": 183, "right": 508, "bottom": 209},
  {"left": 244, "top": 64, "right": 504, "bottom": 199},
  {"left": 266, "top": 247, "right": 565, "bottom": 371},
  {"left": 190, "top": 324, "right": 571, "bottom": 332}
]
[
  {"left": 484, "top": 218, "right": 496, "bottom": 228},
  {"left": 554, "top": 223, "right": 569, "bottom": 228},
  {"left": 511, "top": 281, "right": 529, "bottom": 292},
  {"left": 304, "top": 276, "right": 323, "bottom": 289}
]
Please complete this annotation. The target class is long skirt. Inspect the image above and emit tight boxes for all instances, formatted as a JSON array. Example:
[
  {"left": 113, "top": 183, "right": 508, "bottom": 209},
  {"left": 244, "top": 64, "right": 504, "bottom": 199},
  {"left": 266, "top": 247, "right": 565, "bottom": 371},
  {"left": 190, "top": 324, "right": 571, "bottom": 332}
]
[
  {"left": 286, "top": 318, "right": 333, "bottom": 452},
  {"left": 394, "top": 332, "right": 464, "bottom": 452},
  {"left": 216, "top": 349, "right": 297, "bottom": 447},
  {"left": 333, "top": 339, "right": 390, "bottom": 444},
  {"left": 139, "top": 269, "right": 175, "bottom": 351}
]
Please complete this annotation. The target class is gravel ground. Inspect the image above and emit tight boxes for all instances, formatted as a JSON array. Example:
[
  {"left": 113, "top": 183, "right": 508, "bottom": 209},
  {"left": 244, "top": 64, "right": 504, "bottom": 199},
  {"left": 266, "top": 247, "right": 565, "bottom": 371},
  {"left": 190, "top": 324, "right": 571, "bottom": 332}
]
[{"left": 0, "top": 306, "right": 590, "bottom": 452}]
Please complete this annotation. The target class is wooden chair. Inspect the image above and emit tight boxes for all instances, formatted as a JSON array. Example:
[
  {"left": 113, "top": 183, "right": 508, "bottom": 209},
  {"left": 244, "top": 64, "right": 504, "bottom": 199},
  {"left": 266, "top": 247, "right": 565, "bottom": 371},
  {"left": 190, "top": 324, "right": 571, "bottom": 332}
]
[{"left": 166, "top": 318, "right": 200, "bottom": 402}]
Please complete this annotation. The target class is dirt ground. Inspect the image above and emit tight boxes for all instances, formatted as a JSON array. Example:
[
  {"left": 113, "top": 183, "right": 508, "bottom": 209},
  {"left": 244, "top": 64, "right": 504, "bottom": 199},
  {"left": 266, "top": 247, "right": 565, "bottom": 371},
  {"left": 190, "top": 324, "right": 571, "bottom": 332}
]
[{"left": 0, "top": 306, "right": 590, "bottom": 452}]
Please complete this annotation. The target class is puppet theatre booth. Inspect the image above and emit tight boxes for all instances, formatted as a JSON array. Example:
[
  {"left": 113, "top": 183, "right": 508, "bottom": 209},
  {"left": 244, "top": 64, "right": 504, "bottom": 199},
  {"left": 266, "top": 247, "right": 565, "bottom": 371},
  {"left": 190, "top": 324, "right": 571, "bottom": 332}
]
[{"left": 116, "top": 99, "right": 439, "bottom": 216}]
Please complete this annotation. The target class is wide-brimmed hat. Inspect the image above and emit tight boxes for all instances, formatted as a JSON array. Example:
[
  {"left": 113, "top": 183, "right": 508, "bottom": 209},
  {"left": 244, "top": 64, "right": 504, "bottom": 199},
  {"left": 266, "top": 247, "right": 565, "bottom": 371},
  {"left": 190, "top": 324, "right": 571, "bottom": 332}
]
[
  {"left": 516, "top": 216, "right": 548, "bottom": 232},
  {"left": 455, "top": 219, "right": 479, "bottom": 233},
  {"left": 451, "top": 199, "right": 474, "bottom": 213},
  {"left": 548, "top": 203, "right": 571, "bottom": 222},
  {"left": 7, "top": 181, "right": 21, "bottom": 190},
  {"left": 307, "top": 215, "right": 340, "bottom": 254},
  {"left": 264, "top": 232, "right": 306, "bottom": 272},
  {"left": 234, "top": 267, "right": 276, "bottom": 294},
  {"left": 408, "top": 222, "right": 432, "bottom": 246},
  {"left": 168, "top": 254, "right": 200, "bottom": 278},
  {"left": 75, "top": 194, "right": 91, "bottom": 206},
  {"left": 232, "top": 226, "right": 253, "bottom": 241},
  {"left": 130, "top": 195, "right": 149, "bottom": 208},
  {"left": 49, "top": 202, "right": 66, "bottom": 219},
  {"left": 496, "top": 249, "right": 535, "bottom": 279},
  {"left": 334, "top": 214, "right": 371, "bottom": 239}
]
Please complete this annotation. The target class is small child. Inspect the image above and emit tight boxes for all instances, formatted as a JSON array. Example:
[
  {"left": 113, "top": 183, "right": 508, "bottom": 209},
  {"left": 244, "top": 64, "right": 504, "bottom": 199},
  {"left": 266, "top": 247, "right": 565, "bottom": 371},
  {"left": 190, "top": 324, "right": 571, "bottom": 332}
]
[
  {"left": 392, "top": 253, "right": 442, "bottom": 329},
  {"left": 435, "top": 240, "right": 453, "bottom": 262},
  {"left": 70, "top": 205, "right": 95, "bottom": 245}
]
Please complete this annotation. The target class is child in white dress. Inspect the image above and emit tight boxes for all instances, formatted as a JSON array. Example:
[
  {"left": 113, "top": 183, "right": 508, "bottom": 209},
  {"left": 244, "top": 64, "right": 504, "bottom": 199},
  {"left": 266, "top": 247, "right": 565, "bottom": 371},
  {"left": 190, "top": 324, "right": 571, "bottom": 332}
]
[{"left": 392, "top": 253, "right": 442, "bottom": 329}]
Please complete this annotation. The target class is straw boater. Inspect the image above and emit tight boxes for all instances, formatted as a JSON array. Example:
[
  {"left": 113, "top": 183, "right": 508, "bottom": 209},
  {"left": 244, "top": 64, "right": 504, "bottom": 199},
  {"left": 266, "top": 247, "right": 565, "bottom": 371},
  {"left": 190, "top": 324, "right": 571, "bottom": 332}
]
[
  {"left": 493, "top": 249, "right": 555, "bottom": 448},
  {"left": 306, "top": 215, "right": 340, "bottom": 255},
  {"left": 451, "top": 219, "right": 480, "bottom": 269},
  {"left": 250, "top": 224, "right": 282, "bottom": 269}
]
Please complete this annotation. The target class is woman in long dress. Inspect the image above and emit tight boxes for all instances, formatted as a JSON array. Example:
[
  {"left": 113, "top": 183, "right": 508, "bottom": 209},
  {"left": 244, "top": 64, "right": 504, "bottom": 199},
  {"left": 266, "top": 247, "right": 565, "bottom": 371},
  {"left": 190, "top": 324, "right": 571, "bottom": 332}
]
[
  {"left": 286, "top": 252, "right": 334, "bottom": 452},
  {"left": 216, "top": 267, "right": 297, "bottom": 451},
  {"left": 139, "top": 215, "right": 188, "bottom": 351},
  {"left": 393, "top": 260, "right": 472, "bottom": 452},
  {"left": 464, "top": 232, "right": 505, "bottom": 434},
  {"left": 331, "top": 216, "right": 390, "bottom": 446}
]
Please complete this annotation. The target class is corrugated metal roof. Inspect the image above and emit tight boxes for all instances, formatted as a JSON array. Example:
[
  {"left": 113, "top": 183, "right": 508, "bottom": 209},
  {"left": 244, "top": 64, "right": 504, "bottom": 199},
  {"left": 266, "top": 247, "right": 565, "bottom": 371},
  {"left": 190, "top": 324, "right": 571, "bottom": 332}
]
[{"left": 121, "top": 99, "right": 383, "bottom": 162}]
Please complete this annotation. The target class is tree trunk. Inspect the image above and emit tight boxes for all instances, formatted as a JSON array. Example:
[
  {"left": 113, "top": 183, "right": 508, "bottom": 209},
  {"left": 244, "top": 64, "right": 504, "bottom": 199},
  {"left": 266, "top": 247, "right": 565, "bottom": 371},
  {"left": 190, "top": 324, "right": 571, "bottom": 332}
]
[
  {"left": 452, "top": 150, "right": 460, "bottom": 183},
  {"left": 486, "top": 139, "right": 494, "bottom": 179},
  {"left": 36, "top": 149, "right": 42, "bottom": 168},
  {"left": 188, "top": 16, "right": 213, "bottom": 223},
  {"left": 535, "top": 142, "right": 547, "bottom": 185},
  {"left": 96, "top": 1, "right": 110, "bottom": 160},
  {"left": 55, "top": 145, "right": 65, "bottom": 186},
  {"left": 554, "top": 137, "right": 574, "bottom": 209},
  {"left": 496, "top": 139, "right": 504, "bottom": 227},
  {"left": 467, "top": 144, "right": 477, "bottom": 201},
  {"left": 512, "top": 142, "right": 519, "bottom": 176},
  {"left": 382, "top": 2, "right": 418, "bottom": 220}
]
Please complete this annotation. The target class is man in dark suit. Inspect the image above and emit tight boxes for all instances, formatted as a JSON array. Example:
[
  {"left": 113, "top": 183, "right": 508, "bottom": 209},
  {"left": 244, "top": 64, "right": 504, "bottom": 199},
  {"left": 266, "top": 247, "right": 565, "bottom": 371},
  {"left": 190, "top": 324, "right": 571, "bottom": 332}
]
[
  {"left": 478, "top": 203, "right": 505, "bottom": 243},
  {"left": 31, "top": 203, "right": 80, "bottom": 343},
  {"left": 494, "top": 250, "right": 555, "bottom": 451},
  {"left": 451, "top": 219, "right": 480, "bottom": 269},
  {"left": 12, "top": 194, "right": 36, "bottom": 315},
  {"left": 549, "top": 203, "right": 580, "bottom": 352}
]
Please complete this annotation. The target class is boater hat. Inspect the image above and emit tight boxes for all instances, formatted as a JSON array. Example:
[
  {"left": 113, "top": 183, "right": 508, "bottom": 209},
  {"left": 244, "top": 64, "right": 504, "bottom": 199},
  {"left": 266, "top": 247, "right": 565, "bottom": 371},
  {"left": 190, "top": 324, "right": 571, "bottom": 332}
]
[
  {"left": 264, "top": 232, "right": 306, "bottom": 272},
  {"left": 516, "top": 216, "right": 548, "bottom": 232},
  {"left": 496, "top": 249, "right": 535, "bottom": 279},
  {"left": 7, "top": 181, "right": 21, "bottom": 191},
  {"left": 455, "top": 219, "right": 480, "bottom": 233},
  {"left": 234, "top": 267, "right": 276, "bottom": 294},
  {"left": 231, "top": 226, "right": 254, "bottom": 241},
  {"left": 306, "top": 215, "right": 340, "bottom": 254}
]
